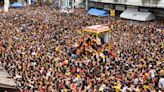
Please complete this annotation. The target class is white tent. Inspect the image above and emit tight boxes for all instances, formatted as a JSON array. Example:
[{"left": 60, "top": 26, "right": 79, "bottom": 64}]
[{"left": 120, "top": 9, "right": 156, "bottom": 21}]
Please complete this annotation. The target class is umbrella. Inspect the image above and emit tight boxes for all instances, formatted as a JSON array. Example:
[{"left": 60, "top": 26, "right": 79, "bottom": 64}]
[{"left": 10, "top": 2, "right": 23, "bottom": 8}]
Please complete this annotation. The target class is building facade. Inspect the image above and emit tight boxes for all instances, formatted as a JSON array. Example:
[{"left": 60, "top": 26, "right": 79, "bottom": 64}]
[{"left": 86, "top": 0, "right": 164, "bottom": 17}]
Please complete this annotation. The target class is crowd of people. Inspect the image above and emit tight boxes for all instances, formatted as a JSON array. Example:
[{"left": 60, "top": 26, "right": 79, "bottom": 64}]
[{"left": 0, "top": 6, "right": 164, "bottom": 92}]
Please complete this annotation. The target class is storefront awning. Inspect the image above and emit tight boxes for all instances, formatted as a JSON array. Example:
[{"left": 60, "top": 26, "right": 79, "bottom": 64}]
[{"left": 88, "top": 8, "right": 109, "bottom": 17}]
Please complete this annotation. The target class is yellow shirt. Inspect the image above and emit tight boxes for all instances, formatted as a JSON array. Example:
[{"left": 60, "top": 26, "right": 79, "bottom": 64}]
[
  {"left": 143, "top": 85, "right": 150, "bottom": 90},
  {"left": 65, "top": 72, "right": 71, "bottom": 76},
  {"left": 162, "top": 70, "right": 164, "bottom": 75},
  {"left": 113, "top": 83, "right": 121, "bottom": 92},
  {"left": 143, "top": 63, "right": 147, "bottom": 67},
  {"left": 145, "top": 72, "right": 150, "bottom": 80},
  {"left": 35, "top": 52, "right": 38, "bottom": 59},
  {"left": 77, "top": 74, "right": 80, "bottom": 78},
  {"left": 62, "top": 89, "right": 67, "bottom": 92},
  {"left": 55, "top": 47, "right": 59, "bottom": 52},
  {"left": 139, "top": 58, "right": 144, "bottom": 62},
  {"left": 99, "top": 86, "right": 104, "bottom": 92}
]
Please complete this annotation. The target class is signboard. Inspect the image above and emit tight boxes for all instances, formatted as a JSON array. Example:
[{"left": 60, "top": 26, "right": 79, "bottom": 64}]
[{"left": 110, "top": 9, "right": 115, "bottom": 16}]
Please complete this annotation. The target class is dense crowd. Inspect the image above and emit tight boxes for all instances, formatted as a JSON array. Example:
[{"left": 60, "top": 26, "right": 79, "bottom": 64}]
[{"left": 0, "top": 6, "right": 164, "bottom": 92}]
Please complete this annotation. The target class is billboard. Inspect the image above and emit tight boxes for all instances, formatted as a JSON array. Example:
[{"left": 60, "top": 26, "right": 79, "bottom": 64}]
[{"left": 89, "top": 0, "right": 164, "bottom": 8}]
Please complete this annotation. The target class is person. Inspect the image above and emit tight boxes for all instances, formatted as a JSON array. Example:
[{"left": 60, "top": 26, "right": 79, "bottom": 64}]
[
  {"left": 0, "top": 5, "right": 163, "bottom": 92},
  {"left": 158, "top": 76, "right": 164, "bottom": 90}
]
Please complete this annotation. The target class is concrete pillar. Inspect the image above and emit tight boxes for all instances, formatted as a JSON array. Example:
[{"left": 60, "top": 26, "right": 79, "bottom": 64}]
[
  {"left": 72, "top": 0, "right": 74, "bottom": 8},
  {"left": 4, "top": 0, "right": 10, "bottom": 12},
  {"left": 64, "top": 0, "right": 68, "bottom": 7},
  {"left": 28, "top": 0, "right": 32, "bottom": 4},
  {"left": 59, "top": 0, "right": 61, "bottom": 8},
  {"left": 85, "top": 0, "right": 88, "bottom": 10},
  {"left": 67, "top": 0, "right": 70, "bottom": 7}
]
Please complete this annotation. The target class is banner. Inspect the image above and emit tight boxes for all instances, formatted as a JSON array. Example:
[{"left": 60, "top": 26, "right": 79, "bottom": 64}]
[{"left": 110, "top": 9, "right": 115, "bottom": 17}]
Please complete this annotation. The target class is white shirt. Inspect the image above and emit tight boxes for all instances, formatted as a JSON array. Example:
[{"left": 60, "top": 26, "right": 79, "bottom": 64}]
[
  {"left": 134, "top": 78, "right": 138, "bottom": 85},
  {"left": 16, "top": 74, "right": 22, "bottom": 79},
  {"left": 158, "top": 78, "right": 164, "bottom": 89},
  {"left": 31, "top": 52, "right": 36, "bottom": 56},
  {"left": 97, "top": 37, "right": 101, "bottom": 45},
  {"left": 46, "top": 71, "right": 51, "bottom": 76},
  {"left": 150, "top": 69, "right": 155, "bottom": 79},
  {"left": 121, "top": 86, "right": 128, "bottom": 92}
]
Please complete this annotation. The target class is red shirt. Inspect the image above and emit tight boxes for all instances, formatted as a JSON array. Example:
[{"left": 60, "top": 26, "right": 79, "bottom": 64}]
[{"left": 109, "top": 50, "right": 116, "bottom": 58}]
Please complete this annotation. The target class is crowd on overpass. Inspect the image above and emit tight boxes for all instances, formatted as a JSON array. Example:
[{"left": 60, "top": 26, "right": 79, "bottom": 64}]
[{"left": 0, "top": 6, "right": 164, "bottom": 92}]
